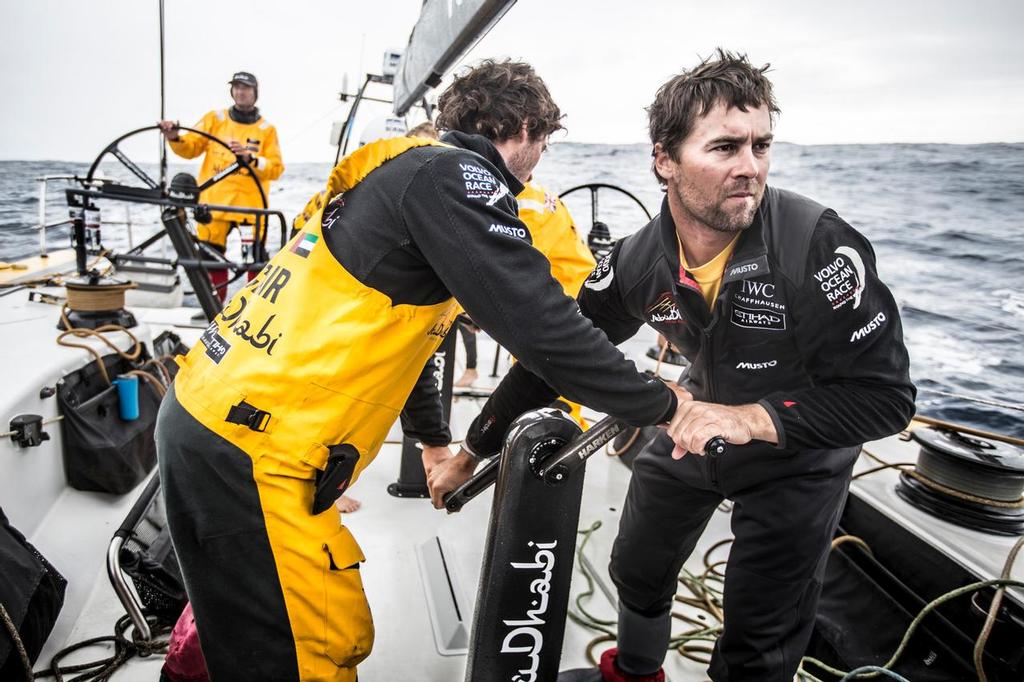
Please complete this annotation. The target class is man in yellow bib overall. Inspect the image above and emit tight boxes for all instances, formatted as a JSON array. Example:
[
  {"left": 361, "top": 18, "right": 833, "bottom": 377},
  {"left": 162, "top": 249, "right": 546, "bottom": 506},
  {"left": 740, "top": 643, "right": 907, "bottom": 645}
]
[
  {"left": 157, "top": 60, "right": 687, "bottom": 681},
  {"left": 159, "top": 71, "right": 284, "bottom": 300}
]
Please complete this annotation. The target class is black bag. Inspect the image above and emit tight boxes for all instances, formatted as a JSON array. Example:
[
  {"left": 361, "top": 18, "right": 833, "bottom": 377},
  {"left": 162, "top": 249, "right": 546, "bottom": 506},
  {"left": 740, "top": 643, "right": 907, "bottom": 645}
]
[
  {"left": 0, "top": 508, "right": 67, "bottom": 679},
  {"left": 115, "top": 474, "right": 187, "bottom": 624},
  {"left": 57, "top": 352, "right": 163, "bottom": 494}
]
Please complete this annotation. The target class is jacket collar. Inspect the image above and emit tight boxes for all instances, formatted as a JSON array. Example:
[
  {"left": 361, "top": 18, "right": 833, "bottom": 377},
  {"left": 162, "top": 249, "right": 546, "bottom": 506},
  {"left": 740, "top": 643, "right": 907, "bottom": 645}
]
[
  {"left": 657, "top": 190, "right": 772, "bottom": 290},
  {"left": 441, "top": 131, "right": 525, "bottom": 196},
  {"left": 228, "top": 106, "right": 261, "bottom": 125}
]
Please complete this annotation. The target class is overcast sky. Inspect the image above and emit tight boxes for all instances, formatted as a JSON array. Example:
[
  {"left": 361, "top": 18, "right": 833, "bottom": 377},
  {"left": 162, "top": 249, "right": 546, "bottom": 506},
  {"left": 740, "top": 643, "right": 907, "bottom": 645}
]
[{"left": 1, "top": 0, "right": 1022, "bottom": 162}]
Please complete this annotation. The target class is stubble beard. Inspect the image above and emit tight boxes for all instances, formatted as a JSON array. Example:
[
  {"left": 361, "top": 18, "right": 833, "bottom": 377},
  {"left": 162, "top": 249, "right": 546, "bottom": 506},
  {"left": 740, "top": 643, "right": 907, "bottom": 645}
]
[
  {"left": 505, "top": 144, "right": 540, "bottom": 185},
  {"left": 673, "top": 180, "right": 762, "bottom": 233}
]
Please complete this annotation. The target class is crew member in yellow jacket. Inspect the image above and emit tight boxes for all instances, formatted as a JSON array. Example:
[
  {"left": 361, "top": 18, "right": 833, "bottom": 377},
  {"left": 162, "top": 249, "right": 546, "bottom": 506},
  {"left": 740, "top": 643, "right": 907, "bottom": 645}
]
[
  {"left": 157, "top": 60, "right": 685, "bottom": 682},
  {"left": 159, "top": 71, "right": 284, "bottom": 300},
  {"left": 517, "top": 180, "right": 595, "bottom": 297},
  {"left": 454, "top": 180, "right": 596, "bottom": 424}
]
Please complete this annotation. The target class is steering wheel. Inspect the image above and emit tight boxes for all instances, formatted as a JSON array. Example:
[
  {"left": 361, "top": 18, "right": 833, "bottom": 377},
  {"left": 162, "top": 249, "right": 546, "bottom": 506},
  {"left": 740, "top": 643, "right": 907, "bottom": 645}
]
[
  {"left": 559, "top": 183, "right": 652, "bottom": 260},
  {"left": 85, "top": 124, "right": 268, "bottom": 211},
  {"left": 85, "top": 124, "right": 271, "bottom": 272},
  {"left": 559, "top": 182, "right": 652, "bottom": 226}
]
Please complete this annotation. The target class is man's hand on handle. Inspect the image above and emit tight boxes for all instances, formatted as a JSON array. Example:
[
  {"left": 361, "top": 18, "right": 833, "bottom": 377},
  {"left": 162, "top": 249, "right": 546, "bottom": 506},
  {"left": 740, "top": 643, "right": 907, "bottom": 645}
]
[
  {"left": 666, "top": 399, "right": 778, "bottom": 460},
  {"left": 227, "top": 139, "right": 253, "bottom": 163},
  {"left": 426, "top": 447, "right": 479, "bottom": 509},
  {"left": 157, "top": 120, "right": 180, "bottom": 142}
]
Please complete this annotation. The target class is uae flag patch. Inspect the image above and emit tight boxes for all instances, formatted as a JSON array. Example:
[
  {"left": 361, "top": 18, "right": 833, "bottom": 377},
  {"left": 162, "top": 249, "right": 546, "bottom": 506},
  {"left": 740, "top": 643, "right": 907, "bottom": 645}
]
[{"left": 290, "top": 232, "right": 318, "bottom": 258}]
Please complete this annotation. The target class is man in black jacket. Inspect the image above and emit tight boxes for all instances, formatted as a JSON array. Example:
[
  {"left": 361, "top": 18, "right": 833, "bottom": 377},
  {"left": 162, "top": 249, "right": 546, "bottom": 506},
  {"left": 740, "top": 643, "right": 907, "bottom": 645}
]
[
  {"left": 157, "top": 58, "right": 695, "bottom": 682},
  {"left": 428, "top": 50, "right": 915, "bottom": 681}
]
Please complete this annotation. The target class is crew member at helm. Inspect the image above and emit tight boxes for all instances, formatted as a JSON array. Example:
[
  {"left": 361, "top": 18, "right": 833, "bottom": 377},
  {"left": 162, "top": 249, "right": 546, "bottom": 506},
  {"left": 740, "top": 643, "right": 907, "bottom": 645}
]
[
  {"left": 157, "top": 59, "right": 691, "bottom": 682},
  {"left": 158, "top": 71, "right": 284, "bottom": 300}
]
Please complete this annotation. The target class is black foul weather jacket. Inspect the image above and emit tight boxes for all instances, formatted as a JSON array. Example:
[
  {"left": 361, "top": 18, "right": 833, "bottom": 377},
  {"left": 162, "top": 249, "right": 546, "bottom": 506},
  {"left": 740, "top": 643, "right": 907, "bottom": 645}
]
[
  {"left": 467, "top": 186, "right": 916, "bottom": 456},
  {"left": 334, "top": 131, "right": 675, "bottom": 432}
]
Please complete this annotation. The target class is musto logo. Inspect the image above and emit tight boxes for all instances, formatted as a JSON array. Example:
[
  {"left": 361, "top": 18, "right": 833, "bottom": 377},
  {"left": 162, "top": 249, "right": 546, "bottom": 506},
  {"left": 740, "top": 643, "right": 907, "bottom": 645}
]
[
  {"left": 849, "top": 312, "right": 886, "bottom": 342},
  {"left": 736, "top": 359, "right": 778, "bottom": 370},
  {"left": 501, "top": 540, "right": 557, "bottom": 681},
  {"left": 489, "top": 223, "right": 528, "bottom": 240}
]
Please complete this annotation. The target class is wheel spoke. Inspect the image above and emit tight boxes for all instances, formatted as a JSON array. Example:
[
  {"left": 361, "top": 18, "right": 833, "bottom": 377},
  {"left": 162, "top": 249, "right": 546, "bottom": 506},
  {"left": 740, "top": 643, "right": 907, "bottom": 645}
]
[
  {"left": 111, "top": 146, "right": 159, "bottom": 189},
  {"left": 196, "top": 160, "right": 241, "bottom": 194}
]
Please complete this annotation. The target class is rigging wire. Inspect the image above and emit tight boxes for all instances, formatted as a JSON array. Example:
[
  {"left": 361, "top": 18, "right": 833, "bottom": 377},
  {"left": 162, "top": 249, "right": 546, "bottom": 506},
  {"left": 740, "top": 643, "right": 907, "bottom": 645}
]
[{"left": 915, "top": 387, "right": 1024, "bottom": 414}]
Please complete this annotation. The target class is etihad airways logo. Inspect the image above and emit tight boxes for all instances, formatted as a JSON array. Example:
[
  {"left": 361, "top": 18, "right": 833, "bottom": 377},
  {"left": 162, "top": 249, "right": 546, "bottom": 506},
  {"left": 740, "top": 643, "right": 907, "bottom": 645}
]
[
  {"left": 645, "top": 293, "right": 683, "bottom": 324},
  {"left": 730, "top": 302, "right": 786, "bottom": 331}
]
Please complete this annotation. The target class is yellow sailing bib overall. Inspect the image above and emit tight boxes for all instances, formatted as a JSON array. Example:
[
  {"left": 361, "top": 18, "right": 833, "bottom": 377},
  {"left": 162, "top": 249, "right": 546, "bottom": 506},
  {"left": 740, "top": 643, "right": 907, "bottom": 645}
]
[{"left": 172, "top": 136, "right": 456, "bottom": 681}]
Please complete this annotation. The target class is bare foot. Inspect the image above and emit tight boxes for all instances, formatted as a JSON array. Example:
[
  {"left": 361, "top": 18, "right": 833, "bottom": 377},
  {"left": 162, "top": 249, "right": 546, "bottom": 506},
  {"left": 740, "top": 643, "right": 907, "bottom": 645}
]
[
  {"left": 454, "top": 368, "right": 478, "bottom": 387},
  {"left": 335, "top": 495, "right": 362, "bottom": 513}
]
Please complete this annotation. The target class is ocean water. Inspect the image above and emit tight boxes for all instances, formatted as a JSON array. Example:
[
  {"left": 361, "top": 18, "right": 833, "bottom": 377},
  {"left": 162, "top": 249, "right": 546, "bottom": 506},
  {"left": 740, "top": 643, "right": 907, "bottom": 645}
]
[{"left": 1, "top": 140, "right": 1022, "bottom": 437}]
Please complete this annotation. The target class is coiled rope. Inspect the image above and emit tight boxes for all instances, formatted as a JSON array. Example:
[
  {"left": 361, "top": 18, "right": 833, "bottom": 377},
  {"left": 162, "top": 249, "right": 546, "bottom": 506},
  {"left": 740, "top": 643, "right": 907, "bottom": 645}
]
[{"left": 569, "top": 518, "right": 1024, "bottom": 680}]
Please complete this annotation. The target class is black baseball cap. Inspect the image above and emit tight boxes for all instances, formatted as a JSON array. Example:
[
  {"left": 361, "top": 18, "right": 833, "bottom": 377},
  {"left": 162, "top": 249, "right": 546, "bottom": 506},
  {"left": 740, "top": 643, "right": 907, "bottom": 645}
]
[{"left": 229, "top": 72, "right": 258, "bottom": 88}]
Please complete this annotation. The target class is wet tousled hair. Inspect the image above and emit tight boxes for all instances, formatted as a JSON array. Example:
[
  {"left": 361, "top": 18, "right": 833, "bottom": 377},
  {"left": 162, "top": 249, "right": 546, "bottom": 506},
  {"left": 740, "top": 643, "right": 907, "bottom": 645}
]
[
  {"left": 436, "top": 59, "right": 564, "bottom": 142},
  {"left": 648, "top": 48, "right": 780, "bottom": 184}
]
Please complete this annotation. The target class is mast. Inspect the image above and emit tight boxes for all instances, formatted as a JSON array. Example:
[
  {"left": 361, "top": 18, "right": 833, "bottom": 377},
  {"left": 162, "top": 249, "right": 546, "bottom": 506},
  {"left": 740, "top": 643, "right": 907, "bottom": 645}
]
[{"left": 158, "top": 0, "right": 167, "bottom": 188}]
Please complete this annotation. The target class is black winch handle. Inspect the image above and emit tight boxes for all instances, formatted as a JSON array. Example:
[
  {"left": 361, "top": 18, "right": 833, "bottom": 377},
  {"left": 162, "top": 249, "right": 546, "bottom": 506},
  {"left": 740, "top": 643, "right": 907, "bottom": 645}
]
[
  {"left": 704, "top": 436, "right": 727, "bottom": 457},
  {"left": 443, "top": 416, "right": 626, "bottom": 513},
  {"left": 443, "top": 455, "right": 501, "bottom": 513},
  {"left": 443, "top": 420, "right": 728, "bottom": 512}
]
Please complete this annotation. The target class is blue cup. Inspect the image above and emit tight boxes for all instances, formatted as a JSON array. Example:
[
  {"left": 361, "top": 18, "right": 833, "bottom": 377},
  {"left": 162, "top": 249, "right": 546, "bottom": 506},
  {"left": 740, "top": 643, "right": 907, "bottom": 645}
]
[{"left": 112, "top": 375, "right": 140, "bottom": 421}]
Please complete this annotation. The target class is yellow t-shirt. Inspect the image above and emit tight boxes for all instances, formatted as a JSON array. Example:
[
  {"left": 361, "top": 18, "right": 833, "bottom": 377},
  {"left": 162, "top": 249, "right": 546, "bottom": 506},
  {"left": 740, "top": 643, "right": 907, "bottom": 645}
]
[{"left": 680, "top": 234, "right": 741, "bottom": 308}]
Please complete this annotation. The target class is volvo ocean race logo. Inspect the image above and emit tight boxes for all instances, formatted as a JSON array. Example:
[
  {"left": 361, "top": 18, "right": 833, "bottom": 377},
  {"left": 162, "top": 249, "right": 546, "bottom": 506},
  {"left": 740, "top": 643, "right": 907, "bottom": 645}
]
[
  {"left": 462, "top": 162, "right": 510, "bottom": 205},
  {"left": 815, "top": 246, "right": 865, "bottom": 310},
  {"left": 501, "top": 540, "right": 557, "bottom": 682},
  {"left": 584, "top": 254, "right": 614, "bottom": 291}
]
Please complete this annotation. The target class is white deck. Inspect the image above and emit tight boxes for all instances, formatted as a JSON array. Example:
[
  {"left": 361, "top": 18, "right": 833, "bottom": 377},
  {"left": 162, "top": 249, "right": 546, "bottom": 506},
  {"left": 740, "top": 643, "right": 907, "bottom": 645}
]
[{"left": 2, "top": 256, "right": 1021, "bottom": 680}]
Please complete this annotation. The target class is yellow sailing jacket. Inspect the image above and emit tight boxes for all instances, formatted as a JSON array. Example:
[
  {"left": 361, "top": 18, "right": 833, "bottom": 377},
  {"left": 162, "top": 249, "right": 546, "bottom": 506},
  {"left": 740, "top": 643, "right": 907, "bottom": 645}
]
[
  {"left": 517, "top": 181, "right": 596, "bottom": 297},
  {"left": 169, "top": 109, "right": 284, "bottom": 222},
  {"left": 173, "top": 137, "right": 454, "bottom": 484}
]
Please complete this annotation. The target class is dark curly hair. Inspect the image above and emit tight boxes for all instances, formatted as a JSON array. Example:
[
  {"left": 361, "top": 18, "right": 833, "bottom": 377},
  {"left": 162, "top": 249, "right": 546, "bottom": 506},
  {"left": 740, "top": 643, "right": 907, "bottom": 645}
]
[
  {"left": 436, "top": 59, "right": 564, "bottom": 142},
  {"left": 648, "top": 49, "right": 780, "bottom": 183}
]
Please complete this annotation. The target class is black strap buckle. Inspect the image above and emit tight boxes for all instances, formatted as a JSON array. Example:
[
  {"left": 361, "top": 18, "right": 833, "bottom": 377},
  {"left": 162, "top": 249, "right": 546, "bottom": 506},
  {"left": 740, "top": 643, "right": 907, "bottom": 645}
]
[{"left": 225, "top": 401, "right": 271, "bottom": 432}]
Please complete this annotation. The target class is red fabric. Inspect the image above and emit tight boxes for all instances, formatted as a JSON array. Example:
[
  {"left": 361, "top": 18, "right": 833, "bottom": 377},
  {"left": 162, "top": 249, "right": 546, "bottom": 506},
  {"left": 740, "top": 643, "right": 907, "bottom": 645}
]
[
  {"left": 161, "top": 602, "right": 209, "bottom": 682},
  {"left": 208, "top": 268, "right": 229, "bottom": 303},
  {"left": 598, "top": 648, "right": 665, "bottom": 682}
]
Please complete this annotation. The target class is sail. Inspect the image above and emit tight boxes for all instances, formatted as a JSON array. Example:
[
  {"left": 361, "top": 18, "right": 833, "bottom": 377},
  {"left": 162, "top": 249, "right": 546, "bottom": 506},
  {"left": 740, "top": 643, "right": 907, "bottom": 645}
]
[{"left": 392, "top": 0, "right": 516, "bottom": 116}]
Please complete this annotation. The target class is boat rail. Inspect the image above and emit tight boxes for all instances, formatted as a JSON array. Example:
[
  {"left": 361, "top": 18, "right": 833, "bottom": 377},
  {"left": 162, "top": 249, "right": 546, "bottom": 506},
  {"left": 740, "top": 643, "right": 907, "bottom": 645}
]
[{"left": 34, "top": 175, "right": 157, "bottom": 258}]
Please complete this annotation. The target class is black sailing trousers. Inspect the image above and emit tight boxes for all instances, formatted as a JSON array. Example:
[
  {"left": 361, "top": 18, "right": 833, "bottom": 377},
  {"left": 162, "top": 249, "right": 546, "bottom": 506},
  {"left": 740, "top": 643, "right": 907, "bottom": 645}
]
[{"left": 610, "top": 433, "right": 858, "bottom": 681}]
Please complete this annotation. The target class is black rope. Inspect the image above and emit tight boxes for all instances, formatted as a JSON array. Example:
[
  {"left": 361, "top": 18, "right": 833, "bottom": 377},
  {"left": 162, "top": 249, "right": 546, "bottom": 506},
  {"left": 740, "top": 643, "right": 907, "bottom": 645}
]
[
  {"left": 34, "top": 614, "right": 171, "bottom": 682},
  {"left": 0, "top": 601, "right": 33, "bottom": 682}
]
